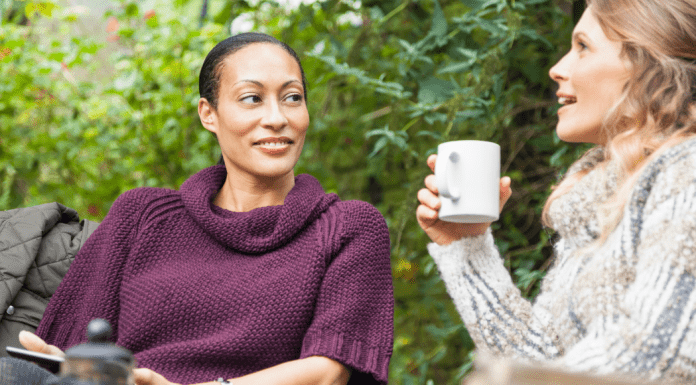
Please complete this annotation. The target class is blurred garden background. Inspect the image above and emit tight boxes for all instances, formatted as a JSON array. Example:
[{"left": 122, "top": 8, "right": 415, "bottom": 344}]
[{"left": 1, "top": 0, "right": 592, "bottom": 383}]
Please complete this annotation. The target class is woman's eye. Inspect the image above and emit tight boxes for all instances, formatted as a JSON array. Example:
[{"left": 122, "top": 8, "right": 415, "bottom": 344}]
[
  {"left": 240, "top": 95, "right": 261, "bottom": 104},
  {"left": 577, "top": 41, "right": 588, "bottom": 51},
  {"left": 285, "top": 94, "right": 303, "bottom": 103}
]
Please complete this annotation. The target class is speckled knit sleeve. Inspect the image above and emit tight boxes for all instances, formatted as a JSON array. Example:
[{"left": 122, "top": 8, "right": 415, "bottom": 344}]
[
  {"left": 427, "top": 139, "right": 696, "bottom": 381},
  {"left": 427, "top": 231, "right": 562, "bottom": 360}
]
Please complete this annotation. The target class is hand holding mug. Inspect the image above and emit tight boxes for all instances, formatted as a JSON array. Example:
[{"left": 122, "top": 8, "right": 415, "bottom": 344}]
[{"left": 417, "top": 142, "right": 512, "bottom": 245}]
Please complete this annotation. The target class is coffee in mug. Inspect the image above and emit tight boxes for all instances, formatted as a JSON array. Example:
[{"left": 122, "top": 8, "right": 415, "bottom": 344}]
[{"left": 434, "top": 140, "right": 501, "bottom": 223}]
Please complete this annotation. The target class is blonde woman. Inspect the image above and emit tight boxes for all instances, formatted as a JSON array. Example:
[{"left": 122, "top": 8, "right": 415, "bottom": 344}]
[{"left": 416, "top": 0, "right": 696, "bottom": 382}]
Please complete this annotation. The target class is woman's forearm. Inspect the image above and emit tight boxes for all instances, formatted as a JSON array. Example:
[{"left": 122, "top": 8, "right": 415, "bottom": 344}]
[
  {"left": 191, "top": 356, "right": 351, "bottom": 385},
  {"left": 428, "top": 230, "right": 562, "bottom": 360}
]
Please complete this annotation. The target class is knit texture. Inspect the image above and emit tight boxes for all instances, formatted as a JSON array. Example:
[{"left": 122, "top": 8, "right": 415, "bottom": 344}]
[
  {"left": 36, "top": 165, "right": 394, "bottom": 385},
  {"left": 428, "top": 137, "right": 696, "bottom": 383}
]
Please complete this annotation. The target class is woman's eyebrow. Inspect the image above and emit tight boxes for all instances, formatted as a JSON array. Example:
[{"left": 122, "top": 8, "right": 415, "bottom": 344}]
[
  {"left": 572, "top": 31, "right": 590, "bottom": 42},
  {"left": 234, "top": 79, "right": 263, "bottom": 87},
  {"left": 233, "top": 79, "right": 302, "bottom": 89},
  {"left": 283, "top": 80, "right": 302, "bottom": 88}
]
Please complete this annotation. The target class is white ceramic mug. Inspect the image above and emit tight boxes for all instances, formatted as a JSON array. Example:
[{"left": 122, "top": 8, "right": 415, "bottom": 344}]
[{"left": 435, "top": 140, "right": 501, "bottom": 223}]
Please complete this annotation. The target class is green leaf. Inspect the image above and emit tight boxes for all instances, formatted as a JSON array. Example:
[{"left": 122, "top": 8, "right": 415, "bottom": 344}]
[
  {"left": 125, "top": 3, "right": 139, "bottom": 17},
  {"left": 47, "top": 52, "right": 65, "bottom": 62},
  {"left": 365, "top": 126, "right": 391, "bottom": 138},
  {"left": 4, "top": 40, "right": 24, "bottom": 49},
  {"left": 0, "top": 165, "right": 16, "bottom": 210},
  {"left": 417, "top": 76, "right": 455, "bottom": 104},
  {"left": 459, "top": 0, "right": 495, "bottom": 11},
  {"left": 415, "top": 131, "right": 442, "bottom": 141},
  {"left": 424, "top": 112, "right": 448, "bottom": 125},
  {"left": 550, "top": 145, "right": 568, "bottom": 166},
  {"left": 368, "top": 137, "right": 388, "bottom": 158},
  {"left": 437, "top": 59, "right": 476, "bottom": 74},
  {"left": 529, "top": 135, "right": 553, "bottom": 151},
  {"left": 25, "top": 2, "right": 57, "bottom": 19},
  {"left": 429, "top": 0, "right": 447, "bottom": 37},
  {"left": 79, "top": 42, "right": 102, "bottom": 55}
]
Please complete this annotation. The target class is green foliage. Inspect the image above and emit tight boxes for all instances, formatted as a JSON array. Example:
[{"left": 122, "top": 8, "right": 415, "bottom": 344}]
[{"left": 0, "top": 0, "right": 591, "bottom": 383}]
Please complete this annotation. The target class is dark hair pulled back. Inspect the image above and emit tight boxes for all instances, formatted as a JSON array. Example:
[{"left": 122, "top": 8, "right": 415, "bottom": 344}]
[{"left": 199, "top": 32, "right": 308, "bottom": 111}]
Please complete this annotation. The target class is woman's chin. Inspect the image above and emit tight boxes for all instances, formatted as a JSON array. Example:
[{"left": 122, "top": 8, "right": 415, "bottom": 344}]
[
  {"left": 555, "top": 125, "right": 577, "bottom": 143},
  {"left": 555, "top": 123, "right": 602, "bottom": 144},
  {"left": 250, "top": 166, "right": 296, "bottom": 181}
]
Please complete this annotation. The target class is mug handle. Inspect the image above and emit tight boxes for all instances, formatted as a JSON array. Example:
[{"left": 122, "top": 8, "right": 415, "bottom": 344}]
[{"left": 435, "top": 151, "right": 461, "bottom": 200}]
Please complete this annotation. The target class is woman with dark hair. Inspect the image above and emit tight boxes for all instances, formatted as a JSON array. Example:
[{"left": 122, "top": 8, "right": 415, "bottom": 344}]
[
  {"left": 417, "top": 0, "right": 696, "bottom": 382},
  {"left": 18, "top": 32, "right": 394, "bottom": 385}
]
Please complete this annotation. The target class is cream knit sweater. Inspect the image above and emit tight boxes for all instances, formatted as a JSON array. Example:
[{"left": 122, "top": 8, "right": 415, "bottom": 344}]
[{"left": 428, "top": 137, "right": 696, "bottom": 383}]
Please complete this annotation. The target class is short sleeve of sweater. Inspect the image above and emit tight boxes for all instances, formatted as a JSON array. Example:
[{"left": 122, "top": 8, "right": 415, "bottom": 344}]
[
  {"left": 36, "top": 188, "right": 162, "bottom": 349},
  {"left": 300, "top": 201, "right": 394, "bottom": 385}
]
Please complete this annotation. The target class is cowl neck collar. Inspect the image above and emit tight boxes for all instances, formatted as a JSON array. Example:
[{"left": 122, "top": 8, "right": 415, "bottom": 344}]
[{"left": 180, "top": 165, "right": 339, "bottom": 254}]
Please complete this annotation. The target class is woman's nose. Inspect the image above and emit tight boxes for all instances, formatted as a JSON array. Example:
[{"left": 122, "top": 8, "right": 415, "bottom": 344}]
[
  {"left": 261, "top": 101, "right": 288, "bottom": 130},
  {"left": 549, "top": 53, "right": 570, "bottom": 83}
]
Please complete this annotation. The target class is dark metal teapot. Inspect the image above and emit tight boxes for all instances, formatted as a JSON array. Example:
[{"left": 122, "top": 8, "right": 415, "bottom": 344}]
[{"left": 59, "top": 319, "right": 135, "bottom": 385}]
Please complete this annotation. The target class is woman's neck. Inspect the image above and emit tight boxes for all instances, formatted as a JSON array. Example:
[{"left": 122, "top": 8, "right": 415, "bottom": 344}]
[{"left": 213, "top": 169, "right": 295, "bottom": 212}]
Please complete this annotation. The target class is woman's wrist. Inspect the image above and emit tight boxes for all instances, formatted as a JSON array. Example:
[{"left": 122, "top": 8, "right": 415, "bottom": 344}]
[
  {"left": 458, "top": 223, "right": 491, "bottom": 239},
  {"left": 432, "top": 223, "right": 490, "bottom": 246},
  {"left": 428, "top": 227, "right": 491, "bottom": 255}
]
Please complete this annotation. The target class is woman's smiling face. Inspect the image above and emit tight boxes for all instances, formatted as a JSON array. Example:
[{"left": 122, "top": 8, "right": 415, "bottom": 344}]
[
  {"left": 199, "top": 43, "right": 309, "bottom": 181},
  {"left": 549, "top": 7, "right": 631, "bottom": 144}
]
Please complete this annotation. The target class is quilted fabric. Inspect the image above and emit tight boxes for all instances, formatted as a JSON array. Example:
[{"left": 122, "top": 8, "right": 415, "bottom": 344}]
[{"left": 0, "top": 203, "right": 97, "bottom": 353}]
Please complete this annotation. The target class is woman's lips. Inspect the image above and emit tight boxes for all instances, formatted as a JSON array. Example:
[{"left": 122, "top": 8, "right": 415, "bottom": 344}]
[
  {"left": 254, "top": 140, "right": 293, "bottom": 154},
  {"left": 558, "top": 96, "right": 576, "bottom": 104},
  {"left": 557, "top": 95, "right": 577, "bottom": 114},
  {"left": 558, "top": 103, "right": 573, "bottom": 113}
]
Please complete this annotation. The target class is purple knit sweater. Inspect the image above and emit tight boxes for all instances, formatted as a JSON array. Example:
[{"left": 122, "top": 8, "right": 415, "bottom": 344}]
[{"left": 36, "top": 165, "right": 394, "bottom": 384}]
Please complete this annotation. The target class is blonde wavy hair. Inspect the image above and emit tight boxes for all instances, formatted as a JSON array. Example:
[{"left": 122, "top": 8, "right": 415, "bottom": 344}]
[{"left": 541, "top": 0, "right": 696, "bottom": 240}]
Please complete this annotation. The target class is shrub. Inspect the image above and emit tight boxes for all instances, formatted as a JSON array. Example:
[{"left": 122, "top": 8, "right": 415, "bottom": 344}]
[{"left": 0, "top": 0, "right": 589, "bottom": 383}]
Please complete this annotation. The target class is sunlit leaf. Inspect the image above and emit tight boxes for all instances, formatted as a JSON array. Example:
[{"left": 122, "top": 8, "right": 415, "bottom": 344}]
[{"left": 429, "top": 0, "right": 448, "bottom": 37}]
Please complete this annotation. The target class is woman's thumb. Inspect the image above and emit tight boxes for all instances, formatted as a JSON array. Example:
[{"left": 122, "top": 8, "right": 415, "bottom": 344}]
[{"left": 18, "top": 330, "right": 65, "bottom": 357}]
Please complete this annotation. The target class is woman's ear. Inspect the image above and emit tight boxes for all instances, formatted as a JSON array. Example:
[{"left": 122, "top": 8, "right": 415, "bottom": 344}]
[{"left": 198, "top": 98, "right": 217, "bottom": 134}]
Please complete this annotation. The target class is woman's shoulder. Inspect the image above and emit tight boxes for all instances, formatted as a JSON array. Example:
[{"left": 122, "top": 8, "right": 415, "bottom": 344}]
[
  {"left": 319, "top": 199, "right": 391, "bottom": 269},
  {"left": 333, "top": 200, "right": 390, "bottom": 250},
  {"left": 334, "top": 198, "right": 384, "bottom": 215},
  {"left": 637, "top": 136, "right": 696, "bottom": 192},
  {"left": 644, "top": 136, "right": 696, "bottom": 176},
  {"left": 108, "top": 186, "right": 181, "bottom": 218},
  {"left": 630, "top": 136, "right": 696, "bottom": 214},
  {"left": 332, "top": 199, "right": 387, "bottom": 227},
  {"left": 314, "top": 197, "right": 389, "bottom": 246},
  {"left": 299, "top": 173, "right": 387, "bottom": 230}
]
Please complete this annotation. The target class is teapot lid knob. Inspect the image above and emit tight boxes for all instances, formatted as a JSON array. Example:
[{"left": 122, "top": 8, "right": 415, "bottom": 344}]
[
  {"left": 86, "top": 319, "right": 112, "bottom": 343},
  {"left": 64, "top": 318, "right": 134, "bottom": 366}
]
